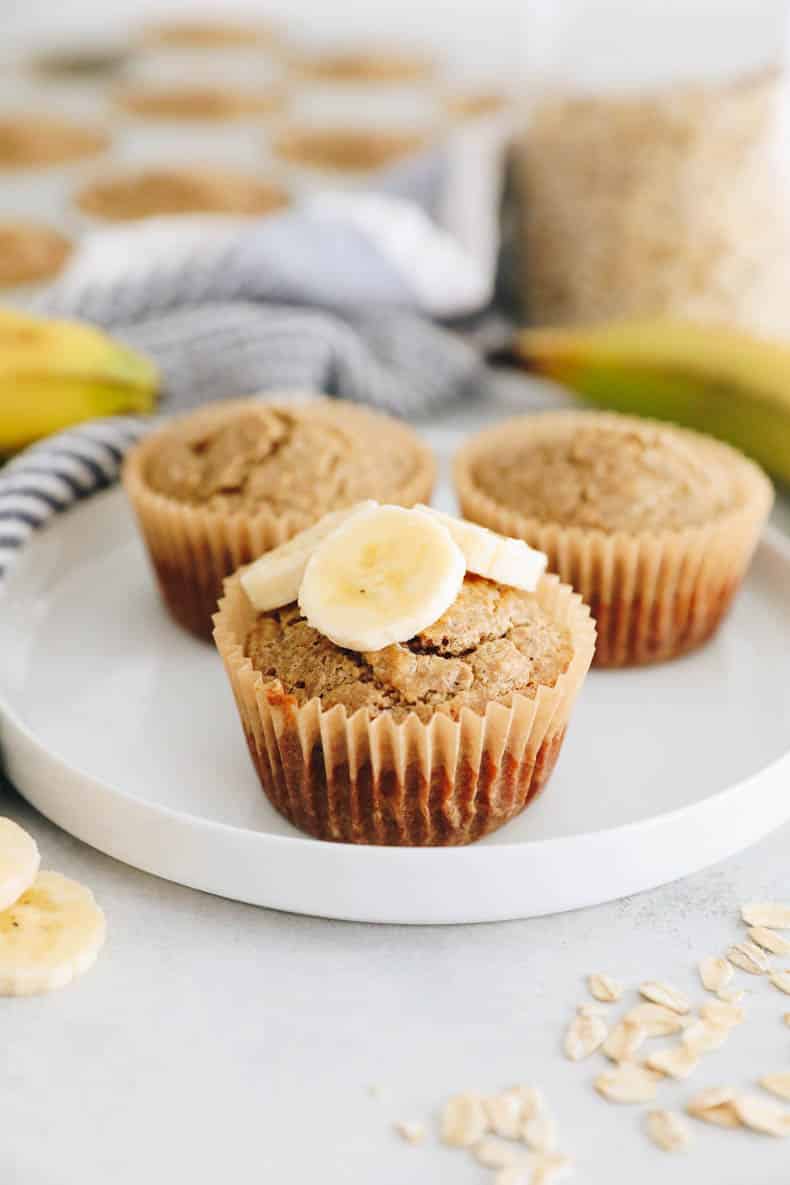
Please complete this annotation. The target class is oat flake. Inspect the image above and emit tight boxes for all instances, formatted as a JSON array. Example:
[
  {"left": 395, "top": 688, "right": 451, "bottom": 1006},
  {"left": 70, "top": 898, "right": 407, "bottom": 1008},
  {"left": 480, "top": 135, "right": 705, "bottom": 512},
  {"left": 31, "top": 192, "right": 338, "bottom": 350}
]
[
  {"left": 394, "top": 1120, "right": 425, "bottom": 1145},
  {"left": 440, "top": 1092, "right": 488, "bottom": 1147},
  {"left": 588, "top": 973, "right": 623, "bottom": 1003},
  {"left": 698, "top": 957, "right": 732, "bottom": 994},
  {"left": 522, "top": 1110, "right": 558, "bottom": 1154},
  {"left": 741, "top": 903, "right": 790, "bottom": 929},
  {"left": 603, "top": 1019, "right": 646, "bottom": 1064},
  {"left": 760, "top": 1072, "right": 790, "bottom": 1102},
  {"left": 769, "top": 970, "right": 790, "bottom": 995},
  {"left": 639, "top": 981, "right": 690, "bottom": 1014},
  {"left": 564, "top": 1011, "right": 607, "bottom": 1061},
  {"left": 645, "top": 1109, "right": 691, "bottom": 1152},
  {"left": 686, "top": 1086, "right": 742, "bottom": 1129},
  {"left": 733, "top": 1093, "right": 790, "bottom": 1137},
  {"left": 645, "top": 1044, "right": 700, "bottom": 1081},
  {"left": 748, "top": 927, "right": 790, "bottom": 956},
  {"left": 700, "top": 999, "right": 744, "bottom": 1029},
  {"left": 594, "top": 1063, "right": 661, "bottom": 1103},
  {"left": 474, "top": 1137, "right": 519, "bottom": 1168},
  {"left": 727, "top": 941, "right": 772, "bottom": 975},
  {"left": 624, "top": 1003, "right": 686, "bottom": 1037}
]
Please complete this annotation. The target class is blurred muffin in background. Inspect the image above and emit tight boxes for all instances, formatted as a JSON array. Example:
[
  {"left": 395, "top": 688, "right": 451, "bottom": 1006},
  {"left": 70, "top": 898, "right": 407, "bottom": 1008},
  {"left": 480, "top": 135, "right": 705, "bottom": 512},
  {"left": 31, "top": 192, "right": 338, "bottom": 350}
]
[
  {"left": 292, "top": 48, "right": 436, "bottom": 84},
  {"left": 274, "top": 126, "right": 429, "bottom": 174},
  {"left": 140, "top": 20, "right": 277, "bottom": 48},
  {"left": 0, "top": 115, "right": 109, "bottom": 170},
  {"left": 75, "top": 166, "right": 289, "bottom": 221},
  {"left": 115, "top": 85, "right": 286, "bottom": 122},
  {"left": 0, "top": 222, "right": 73, "bottom": 288},
  {"left": 444, "top": 90, "right": 509, "bottom": 121}
]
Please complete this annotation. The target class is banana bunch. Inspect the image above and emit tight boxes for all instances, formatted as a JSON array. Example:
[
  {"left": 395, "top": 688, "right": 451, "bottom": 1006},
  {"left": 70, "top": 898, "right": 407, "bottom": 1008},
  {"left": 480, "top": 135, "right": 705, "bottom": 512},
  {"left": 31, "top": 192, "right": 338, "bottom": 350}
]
[
  {"left": 506, "top": 320, "right": 790, "bottom": 484},
  {"left": 0, "top": 306, "right": 159, "bottom": 455}
]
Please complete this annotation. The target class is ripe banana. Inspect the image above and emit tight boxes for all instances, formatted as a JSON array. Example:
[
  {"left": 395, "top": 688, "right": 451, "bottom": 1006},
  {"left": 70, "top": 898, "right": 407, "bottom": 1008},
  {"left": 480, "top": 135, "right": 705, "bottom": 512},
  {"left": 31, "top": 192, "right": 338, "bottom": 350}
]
[
  {"left": 417, "top": 505, "right": 547, "bottom": 591},
  {"left": 299, "top": 504, "right": 467, "bottom": 651},
  {"left": 0, "top": 869, "right": 106, "bottom": 996},
  {"left": 0, "top": 818, "right": 40, "bottom": 911},
  {"left": 507, "top": 320, "right": 790, "bottom": 483},
  {"left": 241, "top": 501, "right": 376, "bottom": 612},
  {"left": 0, "top": 306, "right": 159, "bottom": 454}
]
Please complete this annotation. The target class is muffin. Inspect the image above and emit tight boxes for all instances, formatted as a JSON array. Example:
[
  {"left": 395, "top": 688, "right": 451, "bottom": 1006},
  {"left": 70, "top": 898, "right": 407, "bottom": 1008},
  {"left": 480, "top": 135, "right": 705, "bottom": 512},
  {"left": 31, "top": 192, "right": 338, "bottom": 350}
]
[
  {"left": 0, "top": 221, "right": 72, "bottom": 288},
  {"left": 75, "top": 167, "right": 289, "bottom": 221},
  {"left": 115, "top": 85, "right": 285, "bottom": 121},
  {"left": 0, "top": 115, "right": 108, "bottom": 170},
  {"left": 123, "top": 398, "right": 436, "bottom": 639},
  {"left": 273, "top": 127, "right": 428, "bottom": 173},
  {"left": 292, "top": 49, "right": 435, "bottom": 84},
  {"left": 455, "top": 411, "right": 773, "bottom": 667},
  {"left": 141, "top": 20, "right": 275, "bottom": 48},
  {"left": 214, "top": 536, "right": 594, "bottom": 846}
]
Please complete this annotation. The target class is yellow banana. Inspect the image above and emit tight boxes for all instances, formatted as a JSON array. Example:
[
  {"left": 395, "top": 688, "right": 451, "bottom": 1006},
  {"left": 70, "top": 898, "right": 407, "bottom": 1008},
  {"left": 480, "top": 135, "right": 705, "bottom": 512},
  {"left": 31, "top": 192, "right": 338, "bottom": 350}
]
[
  {"left": 508, "top": 320, "right": 790, "bottom": 484},
  {"left": 0, "top": 306, "right": 159, "bottom": 454}
]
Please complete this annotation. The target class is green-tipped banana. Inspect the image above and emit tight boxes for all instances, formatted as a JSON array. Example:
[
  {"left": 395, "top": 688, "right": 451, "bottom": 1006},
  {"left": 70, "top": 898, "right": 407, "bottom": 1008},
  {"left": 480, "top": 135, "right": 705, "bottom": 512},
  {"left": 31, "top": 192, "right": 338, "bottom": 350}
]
[
  {"left": 510, "top": 320, "right": 790, "bottom": 484},
  {"left": 0, "top": 306, "right": 159, "bottom": 454}
]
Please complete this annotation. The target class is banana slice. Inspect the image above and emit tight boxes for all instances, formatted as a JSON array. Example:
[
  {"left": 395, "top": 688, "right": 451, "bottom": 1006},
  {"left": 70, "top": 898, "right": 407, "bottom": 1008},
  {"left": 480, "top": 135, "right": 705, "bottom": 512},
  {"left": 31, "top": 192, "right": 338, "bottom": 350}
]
[
  {"left": 240, "top": 501, "right": 377, "bottom": 611},
  {"left": 0, "top": 818, "right": 40, "bottom": 912},
  {"left": 417, "top": 506, "right": 547, "bottom": 591},
  {"left": 298, "top": 504, "right": 465, "bottom": 651},
  {"left": 0, "top": 870, "right": 106, "bottom": 997}
]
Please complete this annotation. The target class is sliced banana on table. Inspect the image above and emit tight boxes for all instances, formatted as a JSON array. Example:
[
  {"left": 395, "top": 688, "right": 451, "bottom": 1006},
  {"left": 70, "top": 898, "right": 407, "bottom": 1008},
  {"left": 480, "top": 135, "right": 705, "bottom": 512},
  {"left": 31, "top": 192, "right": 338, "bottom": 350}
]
[
  {"left": 0, "top": 869, "right": 106, "bottom": 997},
  {"left": 240, "top": 500, "right": 376, "bottom": 612},
  {"left": 416, "top": 505, "right": 547, "bottom": 591},
  {"left": 0, "top": 817, "right": 40, "bottom": 912},
  {"left": 298, "top": 503, "right": 466, "bottom": 652}
]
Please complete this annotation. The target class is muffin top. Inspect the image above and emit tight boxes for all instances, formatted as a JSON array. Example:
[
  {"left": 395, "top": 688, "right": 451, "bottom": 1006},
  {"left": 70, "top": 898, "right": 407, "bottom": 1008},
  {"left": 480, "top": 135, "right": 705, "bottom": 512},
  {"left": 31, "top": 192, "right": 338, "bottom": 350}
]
[
  {"left": 116, "top": 86, "right": 285, "bottom": 121},
  {"left": 465, "top": 413, "right": 761, "bottom": 534},
  {"left": 245, "top": 575, "right": 573, "bottom": 722},
  {"left": 274, "top": 127, "right": 428, "bottom": 172},
  {"left": 0, "top": 115, "right": 108, "bottom": 169},
  {"left": 0, "top": 221, "right": 72, "bottom": 287},
  {"left": 294, "top": 50, "right": 435, "bottom": 84},
  {"left": 76, "top": 167, "right": 289, "bottom": 221},
  {"left": 141, "top": 399, "right": 434, "bottom": 517}
]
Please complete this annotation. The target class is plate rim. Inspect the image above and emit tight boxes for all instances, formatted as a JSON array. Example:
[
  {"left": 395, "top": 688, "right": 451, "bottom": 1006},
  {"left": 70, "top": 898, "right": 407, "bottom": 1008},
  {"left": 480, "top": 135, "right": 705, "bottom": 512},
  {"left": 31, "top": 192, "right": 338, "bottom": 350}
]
[{"left": 2, "top": 490, "right": 790, "bottom": 922}]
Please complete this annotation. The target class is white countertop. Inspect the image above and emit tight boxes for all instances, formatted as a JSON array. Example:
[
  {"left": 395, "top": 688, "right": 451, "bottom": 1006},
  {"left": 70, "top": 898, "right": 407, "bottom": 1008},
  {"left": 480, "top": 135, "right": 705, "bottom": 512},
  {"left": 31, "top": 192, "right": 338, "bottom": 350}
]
[{"left": 2, "top": 382, "right": 789, "bottom": 1185}]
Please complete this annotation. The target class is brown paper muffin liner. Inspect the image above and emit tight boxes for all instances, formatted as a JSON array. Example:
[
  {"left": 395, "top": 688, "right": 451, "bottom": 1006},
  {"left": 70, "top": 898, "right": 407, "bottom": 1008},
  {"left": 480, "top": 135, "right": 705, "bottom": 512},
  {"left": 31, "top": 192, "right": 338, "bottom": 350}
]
[
  {"left": 213, "top": 571, "right": 595, "bottom": 846},
  {"left": 454, "top": 413, "right": 774, "bottom": 668},
  {"left": 122, "top": 399, "right": 436, "bottom": 641}
]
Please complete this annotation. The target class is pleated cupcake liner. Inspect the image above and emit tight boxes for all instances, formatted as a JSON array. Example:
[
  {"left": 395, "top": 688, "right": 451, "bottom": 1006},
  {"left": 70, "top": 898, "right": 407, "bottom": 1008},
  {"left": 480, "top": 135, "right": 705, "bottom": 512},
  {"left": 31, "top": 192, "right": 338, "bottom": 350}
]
[
  {"left": 122, "top": 397, "right": 437, "bottom": 640},
  {"left": 213, "top": 569, "right": 596, "bottom": 846},
  {"left": 454, "top": 412, "right": 774, "bottom": 667}
]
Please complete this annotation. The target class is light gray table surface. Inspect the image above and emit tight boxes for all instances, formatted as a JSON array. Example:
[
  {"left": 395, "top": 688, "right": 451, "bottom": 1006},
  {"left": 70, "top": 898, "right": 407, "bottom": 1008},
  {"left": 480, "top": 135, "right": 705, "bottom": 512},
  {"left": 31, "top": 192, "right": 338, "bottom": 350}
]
[{"left": 2, "top": 379, "right": 789, "bottom": 1185}]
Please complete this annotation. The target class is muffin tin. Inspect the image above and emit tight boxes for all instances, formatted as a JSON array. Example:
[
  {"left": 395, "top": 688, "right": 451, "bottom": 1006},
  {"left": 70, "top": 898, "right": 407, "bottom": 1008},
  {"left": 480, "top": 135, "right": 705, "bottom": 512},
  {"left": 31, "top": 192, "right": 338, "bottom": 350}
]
[{"left": 0, "top": 21, "right": 512, "bottom": 294}]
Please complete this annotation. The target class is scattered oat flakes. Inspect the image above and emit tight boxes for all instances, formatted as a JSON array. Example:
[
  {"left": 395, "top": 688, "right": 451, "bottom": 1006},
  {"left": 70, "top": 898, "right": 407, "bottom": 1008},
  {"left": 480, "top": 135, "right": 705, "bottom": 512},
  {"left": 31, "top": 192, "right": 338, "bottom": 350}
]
[
  {"left": 682, "top": 1019, "right": 729, "bottom": 1055},
  {"left": 522, "top": 1110, "right": 558, "bottom": 1154},
  {"left": 394, "top": 1119, "right": 425, "bottom": 1145},
  {"left": 769, "top": 970, "right": 790, "bottom": 995},
  {"left": 594, "top": 1062, "right": 661, "bottom": 1103},
  {"left": 698, "top": 957, "right": 733, "bottom": 994},
  {"left": 603, "top": 1019, "right": 646, "bottom": 1063},
  {"left": 733, "top": 1093, "right": 790, "bottom": 1137},
  {"left": 564, "top": 1010, "right": 607, "bottom": 1061},
  {"left": 588, "top": 973, "right": 623, "bottom": 1003},
  {"left": 511, "top": 1085, "right": 545, "bottom": 1122},
  {"left": 624, "top": 1003, "right": 687, "bottom": 1037},
  {"left": 700, "top": 999, "right": 744, "bottom": 1029},
  {"left": 686, "top": 1086, "right": 742, "bottom": 1129},
  {"left": 532, "top": 1153, "right": 574, "bottom": 1183},
  {"left": 440, "top": 1092, "right": 488, "bottom": 1147},
  {"left": 760, "top": 1072, "right": 790, "bottom": 1102},
  {"left": 727, "top": 941, "right": 772, "bottom": 975},
  {"left": 645, "top": 1109, "right": 691, "bottom": 1152},
  {"left": 474, "top": 1137, "right": 519, "bottom": 1168},
  {"left": 747, "top": 926, "right": 790, "bottom": 956},
  {"left": 639, "top": 981, "right": 690, "bottom": 1014},
  {"left": 485, "top": 1091, "right": 524, "bottom": 1140},
  {"left": 741, "top": 902, "right": 790, "bottom": 929},
  {"left": 645, "top": 1044, "right": 700, "bottom": 1081}
]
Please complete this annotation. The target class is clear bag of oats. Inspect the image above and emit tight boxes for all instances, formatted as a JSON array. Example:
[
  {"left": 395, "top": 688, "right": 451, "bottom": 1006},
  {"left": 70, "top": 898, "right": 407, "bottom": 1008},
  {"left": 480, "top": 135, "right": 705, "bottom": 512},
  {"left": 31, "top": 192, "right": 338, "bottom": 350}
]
[{"left": 516, "top": 0, "right": 790, "bottom": 335}]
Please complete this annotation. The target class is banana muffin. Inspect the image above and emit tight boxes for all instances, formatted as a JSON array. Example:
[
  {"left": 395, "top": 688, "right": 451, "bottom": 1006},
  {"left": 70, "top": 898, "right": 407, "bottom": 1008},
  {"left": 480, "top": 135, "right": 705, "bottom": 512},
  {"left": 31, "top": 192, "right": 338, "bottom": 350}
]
[
  {"left": 455, "top": 410, "right": 773, "bottom": 666},
  {"left": 0, "top": 221, "right": 72, "bottom": 288},
  {"left": 76, "top": 167, "right": 289, "bottom": 221},
  {"left": 274, "top": 127, "right": 428, "bottom": 173},
  {"left": 115, "top": 85, "right": 286, "bottom": 121},
  {"left": 0, "top": 115, "right": 108, "bottom": 170},
  {"left": 215, "top": 570, "right": 594, "bottom": 846},
  {"left": 123, "top": 398, "right": 436, "bottom": 639}
]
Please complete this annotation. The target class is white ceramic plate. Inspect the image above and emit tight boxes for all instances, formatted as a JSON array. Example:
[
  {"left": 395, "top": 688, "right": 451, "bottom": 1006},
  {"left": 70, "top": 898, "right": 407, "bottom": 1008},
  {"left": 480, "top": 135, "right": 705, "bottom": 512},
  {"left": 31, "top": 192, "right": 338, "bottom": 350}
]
[{"left": 2, "top": 481, "right": 790, "bottom": 924}]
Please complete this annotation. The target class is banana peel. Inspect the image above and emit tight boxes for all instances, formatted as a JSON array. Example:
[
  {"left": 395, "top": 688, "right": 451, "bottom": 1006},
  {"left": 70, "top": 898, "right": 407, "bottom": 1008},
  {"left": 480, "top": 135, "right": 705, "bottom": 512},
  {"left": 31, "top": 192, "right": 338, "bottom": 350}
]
[
  {"left": 0, "top": 306, "right": 159, "bottom": 454},
  {"left": 503, "top": 320, "right": 790, "bottom": 485}
]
